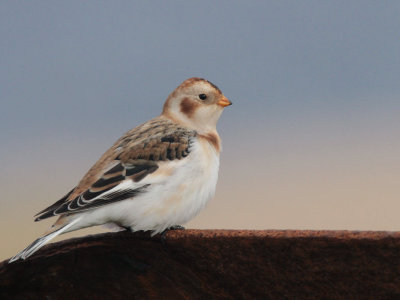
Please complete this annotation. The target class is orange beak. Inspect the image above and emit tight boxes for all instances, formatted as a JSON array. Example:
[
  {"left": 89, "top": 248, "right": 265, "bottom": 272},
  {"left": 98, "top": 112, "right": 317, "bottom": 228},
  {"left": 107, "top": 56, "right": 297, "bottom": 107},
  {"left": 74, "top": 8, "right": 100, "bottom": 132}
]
[{"left": 217, "top": 96, "right": 232, "bottom": 107}]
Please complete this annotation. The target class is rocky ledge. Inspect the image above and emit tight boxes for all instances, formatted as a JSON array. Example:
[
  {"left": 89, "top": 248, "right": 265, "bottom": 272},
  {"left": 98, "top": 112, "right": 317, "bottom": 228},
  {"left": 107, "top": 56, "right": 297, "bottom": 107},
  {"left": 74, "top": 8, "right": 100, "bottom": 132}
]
[{"left": 1, "top": 230, "right": 400, "bottom": 299}]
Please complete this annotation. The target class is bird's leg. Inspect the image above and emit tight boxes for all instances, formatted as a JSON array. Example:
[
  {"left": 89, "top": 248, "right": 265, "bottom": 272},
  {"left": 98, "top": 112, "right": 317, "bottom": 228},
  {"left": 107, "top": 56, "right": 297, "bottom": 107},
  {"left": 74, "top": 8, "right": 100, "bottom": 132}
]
[
  {"left": 160, "top": 225, "right": 185, "bottom": 245},
  {"left": 122, "top": 226, "right": 133, "bottom": 232},
  {"left": 169, "top": 225, "right": 185, "bottom": 231},
  {"left": 122, "top": 226, "right": 152, "bottom": 239}
]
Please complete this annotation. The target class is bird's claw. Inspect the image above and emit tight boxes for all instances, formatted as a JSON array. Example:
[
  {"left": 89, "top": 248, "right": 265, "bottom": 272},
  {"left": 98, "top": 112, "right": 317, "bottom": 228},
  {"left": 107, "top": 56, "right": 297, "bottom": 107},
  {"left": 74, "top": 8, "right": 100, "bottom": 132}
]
[{"left": 160, "top": 225, "right": 185, "bottom": 245}]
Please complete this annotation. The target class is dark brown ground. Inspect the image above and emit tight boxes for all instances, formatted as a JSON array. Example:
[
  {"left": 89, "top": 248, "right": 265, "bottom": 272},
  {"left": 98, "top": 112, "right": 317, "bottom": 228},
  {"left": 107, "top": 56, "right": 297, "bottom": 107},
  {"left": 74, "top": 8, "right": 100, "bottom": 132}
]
[{"left": 1, "top": 230, "right": 400, "bottom": 299}]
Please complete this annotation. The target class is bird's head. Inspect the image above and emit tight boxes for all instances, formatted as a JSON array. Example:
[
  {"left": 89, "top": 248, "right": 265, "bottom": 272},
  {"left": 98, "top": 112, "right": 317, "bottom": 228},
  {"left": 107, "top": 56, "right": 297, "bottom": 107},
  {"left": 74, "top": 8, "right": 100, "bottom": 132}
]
[{"left": 162, "top": 77, "right": 232, "bottom": 133}]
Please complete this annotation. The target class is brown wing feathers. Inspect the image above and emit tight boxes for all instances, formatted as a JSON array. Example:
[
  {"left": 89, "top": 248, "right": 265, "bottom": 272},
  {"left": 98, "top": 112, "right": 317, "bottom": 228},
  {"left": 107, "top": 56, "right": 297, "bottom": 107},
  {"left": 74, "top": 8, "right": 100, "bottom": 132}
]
[
  {"left": 34, "top": 188, "right": 75, "bottom": 219},
  {"left": 34, "top": 119, "right": 196, "bottom": 221}
]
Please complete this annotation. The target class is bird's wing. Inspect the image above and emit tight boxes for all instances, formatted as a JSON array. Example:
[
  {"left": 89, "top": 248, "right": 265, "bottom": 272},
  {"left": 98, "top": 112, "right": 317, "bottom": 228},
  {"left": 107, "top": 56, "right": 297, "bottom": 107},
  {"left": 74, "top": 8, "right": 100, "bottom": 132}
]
[{"left": 34, "top": 117, "right": 196, "bottom": 221}]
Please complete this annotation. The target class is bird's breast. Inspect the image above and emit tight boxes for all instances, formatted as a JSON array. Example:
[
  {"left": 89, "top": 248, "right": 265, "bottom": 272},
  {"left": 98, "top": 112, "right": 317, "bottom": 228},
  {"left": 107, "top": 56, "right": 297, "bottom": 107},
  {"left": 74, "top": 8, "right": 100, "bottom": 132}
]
[{"left": 137, "top": 136, "right": 221, "bottom": 230}]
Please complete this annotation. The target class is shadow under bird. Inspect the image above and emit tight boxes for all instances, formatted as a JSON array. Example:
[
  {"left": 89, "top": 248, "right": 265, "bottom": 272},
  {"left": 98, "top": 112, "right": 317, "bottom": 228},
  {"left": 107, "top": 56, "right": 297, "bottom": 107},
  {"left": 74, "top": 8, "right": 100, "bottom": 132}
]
[{"left": 9, "top": 77, "right": 232, "bottom": 263}]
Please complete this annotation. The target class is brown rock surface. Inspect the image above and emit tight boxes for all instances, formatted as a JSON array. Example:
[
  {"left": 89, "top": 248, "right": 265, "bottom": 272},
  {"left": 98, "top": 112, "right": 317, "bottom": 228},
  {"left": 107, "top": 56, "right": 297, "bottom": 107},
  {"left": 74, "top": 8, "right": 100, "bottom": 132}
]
[{"left": 1, "top": 229, "right": 400, "bottom": 299}]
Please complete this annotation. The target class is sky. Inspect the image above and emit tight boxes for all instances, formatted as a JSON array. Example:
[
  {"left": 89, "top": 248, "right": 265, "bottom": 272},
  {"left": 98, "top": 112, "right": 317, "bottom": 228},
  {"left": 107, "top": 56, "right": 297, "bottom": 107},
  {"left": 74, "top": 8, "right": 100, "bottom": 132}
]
[{"left": 1, "top": 1, "right": 400, "bottom": 261}]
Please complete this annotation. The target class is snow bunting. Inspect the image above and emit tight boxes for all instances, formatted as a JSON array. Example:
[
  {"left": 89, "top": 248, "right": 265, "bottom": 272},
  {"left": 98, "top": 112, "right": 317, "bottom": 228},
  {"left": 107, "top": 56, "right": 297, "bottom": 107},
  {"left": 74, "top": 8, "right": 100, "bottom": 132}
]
[{"left": 10, "top": 77, "right": 231, "bottom": 262}]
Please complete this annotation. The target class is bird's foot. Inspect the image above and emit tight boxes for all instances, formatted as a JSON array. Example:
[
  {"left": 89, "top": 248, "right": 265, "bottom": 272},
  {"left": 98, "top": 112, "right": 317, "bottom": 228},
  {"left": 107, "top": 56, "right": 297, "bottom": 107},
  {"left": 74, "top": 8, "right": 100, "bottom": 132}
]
[
  {"left": 160, "top": 225, "right": 185, "bottom": 245},
  {"left": 123, "top": 226, "right": 132, "bottom": 232},
  {"left": 122, "top": 227, "right": 155, "bottom": 241},
  {"left": 169, "top": 225, "right": 185, "bottom": 231}
]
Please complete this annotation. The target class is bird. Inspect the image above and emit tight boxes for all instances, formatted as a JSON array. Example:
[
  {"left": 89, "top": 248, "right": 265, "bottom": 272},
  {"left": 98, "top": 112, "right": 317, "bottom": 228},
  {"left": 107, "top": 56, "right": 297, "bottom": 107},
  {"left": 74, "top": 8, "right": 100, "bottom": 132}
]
[{"left": 9, "top": 77, "right": 232, "bottom": 263}]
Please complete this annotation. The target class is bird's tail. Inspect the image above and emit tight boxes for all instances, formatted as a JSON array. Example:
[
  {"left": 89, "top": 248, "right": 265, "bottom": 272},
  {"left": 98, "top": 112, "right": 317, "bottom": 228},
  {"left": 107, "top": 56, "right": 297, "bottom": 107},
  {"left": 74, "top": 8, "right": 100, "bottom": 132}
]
[{"left": 9, "top": 217, "right": 82, "bottom": 263}]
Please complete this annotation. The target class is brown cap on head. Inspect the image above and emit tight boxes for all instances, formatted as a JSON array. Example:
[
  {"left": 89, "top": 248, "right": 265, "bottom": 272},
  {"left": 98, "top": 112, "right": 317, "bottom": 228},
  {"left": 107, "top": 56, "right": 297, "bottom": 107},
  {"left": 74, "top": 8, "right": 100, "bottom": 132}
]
[{"left": 177, "top": 77, "right": 223, "bottom": 94}]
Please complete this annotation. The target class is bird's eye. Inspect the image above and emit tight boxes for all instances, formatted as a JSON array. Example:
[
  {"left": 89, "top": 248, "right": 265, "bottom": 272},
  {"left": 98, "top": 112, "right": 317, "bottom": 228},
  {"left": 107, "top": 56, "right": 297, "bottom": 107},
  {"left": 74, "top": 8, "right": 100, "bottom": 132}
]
[{"left": 198, "top": 94, "right": 207, "bottom": 100}]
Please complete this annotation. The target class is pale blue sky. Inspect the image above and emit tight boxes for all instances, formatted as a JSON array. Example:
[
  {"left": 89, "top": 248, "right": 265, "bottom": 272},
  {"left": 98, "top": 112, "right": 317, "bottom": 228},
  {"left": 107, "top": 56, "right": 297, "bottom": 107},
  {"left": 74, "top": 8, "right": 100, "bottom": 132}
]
[
  {"left": 2, "top": 1, "right": 399, "bottom": 143},
  {"left": 1, "top": 1, "right": 400, "bottom": 260}
]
